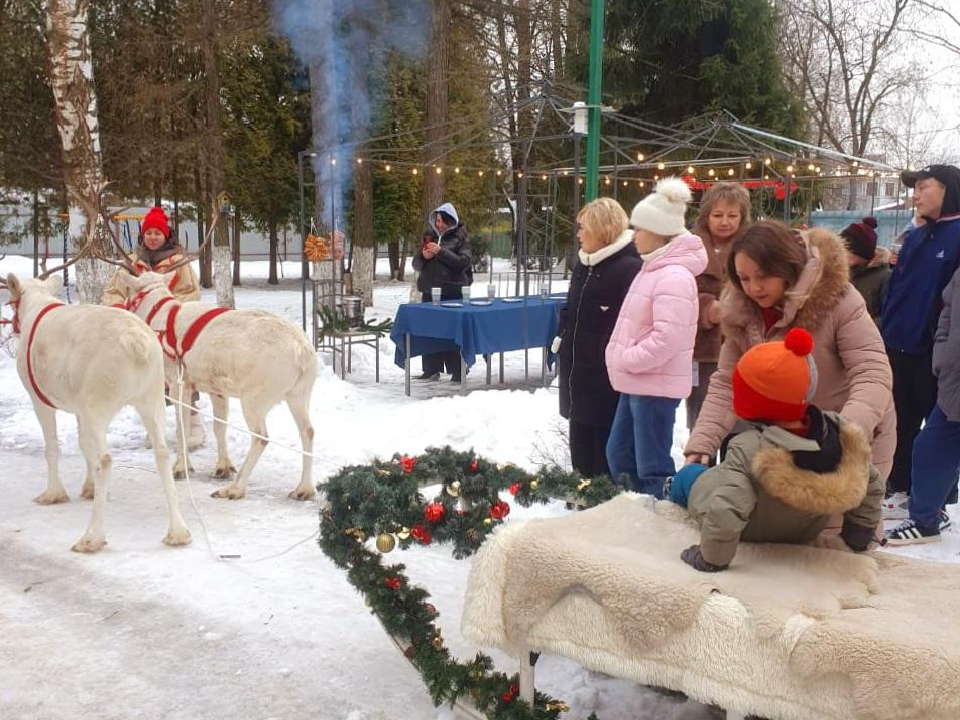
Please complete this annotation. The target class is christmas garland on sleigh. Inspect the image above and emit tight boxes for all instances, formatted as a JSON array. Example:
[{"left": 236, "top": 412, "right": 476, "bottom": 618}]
[{"left": 318, "top": 446, "right": 625, "bottom": 720}]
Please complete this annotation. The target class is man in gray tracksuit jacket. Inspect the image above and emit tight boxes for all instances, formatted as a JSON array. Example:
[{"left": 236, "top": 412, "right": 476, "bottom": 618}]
[{"left": 885, "top": 263, "right": 960, "bottom": 544}]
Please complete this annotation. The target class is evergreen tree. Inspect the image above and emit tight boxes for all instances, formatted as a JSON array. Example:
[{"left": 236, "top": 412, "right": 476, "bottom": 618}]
[{"left": 589, "top": 0, "right": 803, "bottom": 135}]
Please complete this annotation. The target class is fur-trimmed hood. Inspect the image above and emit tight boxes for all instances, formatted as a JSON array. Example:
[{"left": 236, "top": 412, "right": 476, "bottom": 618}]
[
  {"left": 751, "top": 415, "right": 872, "bottom": 515},
  {"left": 721, "top": 228, "right": 850, "bottom": 334}
]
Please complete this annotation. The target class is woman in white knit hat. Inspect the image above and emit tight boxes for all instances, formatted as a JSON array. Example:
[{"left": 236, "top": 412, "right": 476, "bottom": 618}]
[{"left": 604, "top": 178, "right": 707, "bottom": 497}]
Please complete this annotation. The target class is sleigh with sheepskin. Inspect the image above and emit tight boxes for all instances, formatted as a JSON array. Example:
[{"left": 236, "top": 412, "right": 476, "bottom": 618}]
[{"left": 320, "top": 447, "right": 960, "bottom": 720}]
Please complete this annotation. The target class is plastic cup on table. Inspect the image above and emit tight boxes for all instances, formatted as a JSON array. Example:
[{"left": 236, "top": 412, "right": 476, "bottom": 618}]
[
  {"left": 431, "top": 287, "right": 441, "bottom": 305},
  {"left": 487, "top": 283, "right": 496, "bottom": 300},
  {"left": 462, "top": 286, "right": 471, "bottom": 303}
]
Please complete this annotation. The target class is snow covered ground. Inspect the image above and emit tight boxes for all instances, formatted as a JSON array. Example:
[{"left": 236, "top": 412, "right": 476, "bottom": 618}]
[{"left": 1, "top": 257, "right": 957, "bottom": 720}]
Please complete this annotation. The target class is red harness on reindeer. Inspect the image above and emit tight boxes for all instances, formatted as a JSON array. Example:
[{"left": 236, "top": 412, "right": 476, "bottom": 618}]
[
  {"left": 127, "top": 291, "right": 228, "bottom": 362},
  {"left": 5, "top": 300, "right": 65, "bottom": 408}
]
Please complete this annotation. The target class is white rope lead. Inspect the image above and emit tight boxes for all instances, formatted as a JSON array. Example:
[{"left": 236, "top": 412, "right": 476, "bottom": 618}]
[
  {"left": 162, "top": 389, "right": 336, "bottom": 466},
  {"left": 168, "top": 362, "right": 322, "bottom": 565}
]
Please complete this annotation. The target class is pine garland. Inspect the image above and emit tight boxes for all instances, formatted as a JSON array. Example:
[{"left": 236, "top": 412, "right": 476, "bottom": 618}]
[{"left": 318, "top": 445, "right": 622, "bottom": 719}]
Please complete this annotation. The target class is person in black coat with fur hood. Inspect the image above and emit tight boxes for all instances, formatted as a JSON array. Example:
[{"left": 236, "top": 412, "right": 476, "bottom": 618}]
[{"left": 554, "top": 198, "right": 641, "bottom": 476}]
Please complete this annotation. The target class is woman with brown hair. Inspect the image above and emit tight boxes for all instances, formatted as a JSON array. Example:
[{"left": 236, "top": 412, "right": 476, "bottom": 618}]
[
  {"left": 684, "top": 220, "right": 896, "bottom": 480},
  {"left": 555, "top": 198, "right": 641, "bottom": 477},
  {"left": 688, "top": 182, "right": 752, "bottom": 431}
]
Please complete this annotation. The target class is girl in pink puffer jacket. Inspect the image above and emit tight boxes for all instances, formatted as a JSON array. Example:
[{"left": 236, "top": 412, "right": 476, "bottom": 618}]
[{"left": 605, "top": 178, "right": 708, "bottom": 497}]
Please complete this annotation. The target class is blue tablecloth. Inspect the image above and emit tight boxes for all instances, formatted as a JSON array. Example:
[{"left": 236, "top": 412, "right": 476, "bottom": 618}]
[{"left": 391, "top": 296, "right": 565, "bottom": 369}]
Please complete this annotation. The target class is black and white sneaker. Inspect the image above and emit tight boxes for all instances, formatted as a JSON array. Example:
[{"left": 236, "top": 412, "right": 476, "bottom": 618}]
[
  {"left": 939, "top": 510, "right": 952, "bottom": 533},
  {"left": 884, "top": 518, "right": 941, "bottom": 546}
]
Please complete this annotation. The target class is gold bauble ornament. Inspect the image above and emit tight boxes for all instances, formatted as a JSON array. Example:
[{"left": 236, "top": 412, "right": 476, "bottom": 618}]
[
  {"left": 397, "top": 526, "right": 411, "bottom": 540},
  {"left": 446, "top": 481, "right": 462, "bottom": 497},
  {"left": 432, "top": 635, "right": 444, "bottom": 650},
  {"left": 545, "top": 701, "right": 570, "bottom": 712},
  {"left": 483, "top": 518, "right": 493, "bottom": 526},
  {"left": 375, "top": 533, "right": 396, "bottom": 553},
  {"left": 577, "top": 478, "right": 592, "bottom": 492},
  {"left": 529, "top": 480, "right": 539, "bottom": 491}
]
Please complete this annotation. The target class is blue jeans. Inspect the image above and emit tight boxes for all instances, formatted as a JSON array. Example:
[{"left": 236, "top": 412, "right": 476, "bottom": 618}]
[
  {"left": 668, "top": 463, "right": 709, "bottom": 507},
  {"left": 909, "top": 405, "right": 960, "bottom": 529},
  {"left": 606, "top": 394, "right": 680, "bottom": 497}
]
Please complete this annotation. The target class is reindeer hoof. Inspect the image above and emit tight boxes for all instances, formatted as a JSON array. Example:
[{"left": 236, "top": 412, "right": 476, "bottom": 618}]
[
  {"left": 211, "top": 465, "right": 235, "bottom": 480},
  {"left": 173, "top": 469, "right": 186, "bottom": 481},
  {"left": 33, "top": 490, "right": 69, "bottom": 505},
  {"left": 163, "top": 528, "right": 192, "bottom": 547},
  {"left": 288, "top": 486, "right": 316, "bottom": 501},
  {"left": 71, "top": 536, "right": 107, "bottom": 553},
  {"left": 80, "top": 482, "right": 95, "bottom": 500},
  {"left": 211, "top": 486, "right": 246, "bottom": 500}
]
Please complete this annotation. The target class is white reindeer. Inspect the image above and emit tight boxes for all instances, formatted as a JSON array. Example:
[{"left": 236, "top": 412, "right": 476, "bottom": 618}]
[
  {"left": 3, "top": 273, "right": 191, "bottom": 553},
  {"left": 115, "top": 270, "right": 317, "bottom": 502}
]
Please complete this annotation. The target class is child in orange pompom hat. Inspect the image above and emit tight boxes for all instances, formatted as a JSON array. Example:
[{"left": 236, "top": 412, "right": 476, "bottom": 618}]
[{"left": 666, "top": 328, "right": 884, "bottom": 571}]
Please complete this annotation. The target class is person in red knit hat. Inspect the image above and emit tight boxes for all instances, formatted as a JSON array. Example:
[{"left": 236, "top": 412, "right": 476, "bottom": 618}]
[
  {"left": 666, "top": 328, "right": 884, "bottom": 572},
  {"left": 102, "top": 206, "right": 205, "bottom": 448},
  {"left": 841, "top": 216, "right": 890, "bottom": 325}
]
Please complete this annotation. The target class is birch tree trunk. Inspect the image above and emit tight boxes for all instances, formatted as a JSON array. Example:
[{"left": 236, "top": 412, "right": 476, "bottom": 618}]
[
  {"left": 200, "top": 0, "right": 234, "bottom": 308},
  {"left": 47, "top": 0, "right": 111, "bottom": 304}
]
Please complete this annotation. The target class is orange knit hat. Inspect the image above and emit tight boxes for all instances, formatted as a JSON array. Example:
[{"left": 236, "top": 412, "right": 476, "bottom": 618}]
[{"left": 732, "top": 328, "right": 818, "bottom": 422}]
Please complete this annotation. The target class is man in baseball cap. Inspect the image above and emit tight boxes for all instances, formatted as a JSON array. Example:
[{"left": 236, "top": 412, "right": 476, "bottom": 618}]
[{"left": 882, "top": 163, "right": 960, "bottom": 513}]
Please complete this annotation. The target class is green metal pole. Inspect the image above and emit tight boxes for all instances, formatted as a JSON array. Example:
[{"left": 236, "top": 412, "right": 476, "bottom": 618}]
[{"left": 585, "top": 0, "right": 605, "bottom": 202}]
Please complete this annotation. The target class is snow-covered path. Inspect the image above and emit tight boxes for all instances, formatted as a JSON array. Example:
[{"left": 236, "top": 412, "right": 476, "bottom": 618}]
[{"left": 1, "top": 258, "right": 957, "bottom": 720}]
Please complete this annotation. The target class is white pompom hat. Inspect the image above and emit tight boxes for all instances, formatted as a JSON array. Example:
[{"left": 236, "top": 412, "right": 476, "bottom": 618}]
[{"left": 629, "top": 177, "right": 692, "bottom": 236}]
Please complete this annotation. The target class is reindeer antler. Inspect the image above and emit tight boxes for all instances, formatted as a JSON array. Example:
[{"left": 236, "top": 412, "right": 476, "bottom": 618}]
[
  {"left": 88, "top": 185, "right": 140, "bottom": 276},
  {"left": 163, "top": 209, "right": 221, "bottom": 273},
  {"left": 37, "top": 186, "right": 120, "bottom": 280}
]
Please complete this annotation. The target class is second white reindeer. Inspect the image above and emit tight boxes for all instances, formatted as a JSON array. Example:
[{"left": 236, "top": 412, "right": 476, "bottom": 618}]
[{"left": 117, "top": 270, "right": 317, "bottom": 501}]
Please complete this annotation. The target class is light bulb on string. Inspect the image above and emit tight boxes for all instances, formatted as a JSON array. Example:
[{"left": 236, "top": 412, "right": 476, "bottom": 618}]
[
  {"left": 637, "top": 153, "right": 645, "bottom": 161},
  {"left": 764, "top": 158, "right": 772, "bottom": 166},
  {"left": 412, "top": 168, "right": 418, "bottom": 175},
  {"left": 454, "top": 167, "right": 460, "bottom": 174},
  {"left": 745, "top": 162, "right": 752, "bottom": 170},
  {"left": 478, "top": 170, "right": 484, "bottom": 177},
  {"left": 807, "top": 163, "right": 815, "bottom": 171},
  {"left": 638, "top": 181, "right": 645, "bottom": 187},
  {"left": 578, "top": 178, "right": 584, "bottom": 185},
  {"left": 786, "top": 164, "right": 794, "bottom": 173},
  {"left": 604, "top": 177, "right": 611, "bottom": 186},
  {"left": 385, "top": 164, "right": 391, "bottom": 172},
  {"left": 622, "top": 180, "right": 628, "bottom": 187},
  {"left": 815, "top": 166, "right": 821, "bottom": 173},
  {"left": 435, "top": 166, "right": 442, "bottom": 174},
  {"left": 517, "top": 172, "right": 523, "bottom": 179},
  {"left": 330, "top": 157, "right": 337, "bottom": 166},
  {"left": 708, "top": 169, "right": 715, "bottom": 177},
  {"left": 496, "top": 170, "right": 502, "bottom": 177},
  {"left": 687, "top": 166, "right": 695, "bottom": 174},
  {"left": 654, "top": 174, "right": 659, "bottom": 181},
  {"left": 657, "top": 162, "right": 665, "bottom": 170},
  {"left": 727, "top": 168, "right": 735, "bottom": 177},
  {"left": 356, "top": 157, "right": 363, "bottom": 165},
  {"left": 542, "top": 174, "right": 548, "bottom": 181}
]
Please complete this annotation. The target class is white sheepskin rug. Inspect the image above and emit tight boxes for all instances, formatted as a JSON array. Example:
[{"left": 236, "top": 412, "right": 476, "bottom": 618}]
[{"left": 461, "top": 494, "right": 960, "bottom": 720}]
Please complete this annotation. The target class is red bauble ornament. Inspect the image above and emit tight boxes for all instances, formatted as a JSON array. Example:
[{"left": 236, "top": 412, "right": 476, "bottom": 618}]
[
  {"left": 508, "top": 483, "right": 520, "bottom": 496},
  {"left": 489, "top": 500, "right": 511, "bottom": 520},
  {"left": 410, "top": 524, "right": 433, "bottom": 544},
  {"left": 384, "top": 576, "right": 401, "bottom": 591},
  {"left": 469, "top": 460, "right": 479, "bottom": 473},
  {"left": 424, "top": 502, "right": 446, "bottom": 523},
  {"left": 499, "top": 500, "right": 511, "bottom": 517},
  {"left": 502, "top": 691, "right": 514, "bottom": 703},
  {"left": 400, "top": 454, "right": 418, "bottom": 473}
]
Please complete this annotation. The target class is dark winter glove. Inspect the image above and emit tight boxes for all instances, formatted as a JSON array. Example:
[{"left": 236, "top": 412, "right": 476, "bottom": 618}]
[
  {"left": 680, "top": 544, "right": 728, "bottom": 573},
  {"left": 840, "top": 521, "right": 875, "bottom": 552}
]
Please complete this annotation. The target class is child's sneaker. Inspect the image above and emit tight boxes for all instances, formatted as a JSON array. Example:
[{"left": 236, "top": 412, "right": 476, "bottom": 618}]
[
  {"left": 884, "top": 518, "right": 940, "bottom": 546},
  {"left": 881, "top": 491, "right": 909, "bottom": 520},
  {"left": 939, "top": 510, "right": 952, "bottom": 532}
]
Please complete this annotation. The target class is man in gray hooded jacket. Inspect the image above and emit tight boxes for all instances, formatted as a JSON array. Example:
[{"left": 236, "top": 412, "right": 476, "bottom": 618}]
[{"left": 885, "top": 263, "right": 960, "bottom": 545}]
